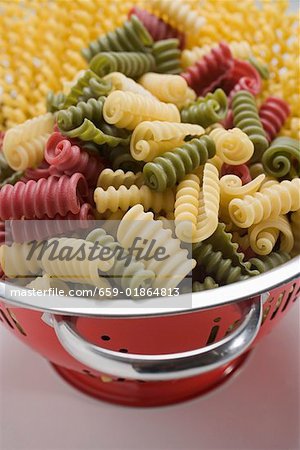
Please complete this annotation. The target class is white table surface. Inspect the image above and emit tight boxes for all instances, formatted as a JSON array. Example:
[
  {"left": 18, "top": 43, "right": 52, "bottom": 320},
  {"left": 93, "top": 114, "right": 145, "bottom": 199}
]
[{"left": 0, "top": 302, "right": 299, "bottom": 450}]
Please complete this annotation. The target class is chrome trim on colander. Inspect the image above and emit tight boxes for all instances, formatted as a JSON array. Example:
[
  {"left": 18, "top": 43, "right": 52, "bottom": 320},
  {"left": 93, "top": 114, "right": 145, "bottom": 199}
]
[{"left": 0, "top": 257, "right": 299, "bottom": 317}]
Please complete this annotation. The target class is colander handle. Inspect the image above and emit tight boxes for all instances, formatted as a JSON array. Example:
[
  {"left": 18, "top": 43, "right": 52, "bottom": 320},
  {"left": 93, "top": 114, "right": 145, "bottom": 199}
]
[{"left": 51, "top": 295, "right": 263, "bottom": 381}]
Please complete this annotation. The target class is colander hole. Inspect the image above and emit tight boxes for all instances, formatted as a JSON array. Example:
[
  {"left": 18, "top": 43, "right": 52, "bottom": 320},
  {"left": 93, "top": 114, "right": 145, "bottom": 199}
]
[
  {"left": 206, "top": 325, "right": 219, "bottom": 345},
  {"left": 117, "top": 378, "right": 125, "bottom": 382},
  {"left": 119, "top": 348, "right": 128, "bottom": 353},
  {"left": 101, "top": 335, "right": 111, "bottom": 341},
  {"left": 281, "top": 284, "right": 296, "bottom": 312},
  {"left": 262, "top": 305, "right": 271, "bottom": 325},
  {"left": 293, "top": 284, "right": 300, "bottom": 302},
  {"left": 213, "top": 317, "right": 221, "bottom": 323},
  {"left": 270, "top": 292, "right": 285, "bottom": 320},
  {"left": 0, "top": 309, "right": 14, "bottom": 329}
]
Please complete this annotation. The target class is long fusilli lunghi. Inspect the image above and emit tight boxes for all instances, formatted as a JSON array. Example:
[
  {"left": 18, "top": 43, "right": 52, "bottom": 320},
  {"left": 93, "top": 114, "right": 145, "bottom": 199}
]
[
  {"left": 103, "top": 90, "right": 180, "bottom": 130},
  {"left": 130, "top": 121, "right": 205, "bottom": 162},
  {"left": 231, "top": 90, "right": 269, "bottom": 162},
  {"left": 229, "top": 178, "right": 300, "bottom": 228},
  {"left": 181, "top": 88, "right": 228, "bottom": 128},
  {"left": 143, "top": 136, "right": 216, "bottom": 191},
  {"left": 117, "top": 204, "right": 196, "bottom": 289}
]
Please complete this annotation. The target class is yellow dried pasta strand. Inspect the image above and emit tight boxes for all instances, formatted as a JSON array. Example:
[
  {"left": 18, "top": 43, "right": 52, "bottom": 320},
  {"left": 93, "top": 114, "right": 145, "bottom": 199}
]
[
  {"left": 229, "top": 178, "right": 300, "bottom": 228},
  {"left": 94, "top": 185, "right": 175, "bottom": 214},
  {"left": 103, "top": 90, "right": 180, "bottom": 130},
  {"left": 103, "top": 72, "right": 154, "bottom": 98},
  {"left": 209, "top": 127, "right": 254, "bottom": 165},
  {"left": 3, "top": 113, "right": 54, "bottom": 171},
  {"left": 97, "top": 169, "right": 144, "bottom": 189},
  {"left": 138, "top": 73, "right": 194, "bottom": 106},
  {"left": 130, "top": 121, "right": 205, "bottom": 162},
  {"left": 117, "top": 204, "right": 196, "bottom": 290},
  {"left": 248, "top": 215, "right": 294, "bottom": 256}
]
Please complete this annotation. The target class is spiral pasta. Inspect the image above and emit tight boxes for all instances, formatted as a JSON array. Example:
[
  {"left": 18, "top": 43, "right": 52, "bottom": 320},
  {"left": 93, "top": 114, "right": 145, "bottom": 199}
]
[
  {"left": 103, "top": 72, "right": 154, "bottom": 98},
  {"left": 0, "top": 152, "right": 14, "bottom": 183},
  {"left": 103, "top": 90, "right": 180, "bottom": 130},
  {"left": 3, "top": 113, "right": 55, "bottom": 171},
  {"left": 248, "top": 56, "right": 269, "bottom": 80},
  {"left": 86, "top": 228, "right": 155, "bottom": 293},
  {"left": 108, "top": 146, "right": 145, "bottom": 173},
  {"left": 26, "top": 274, "right": 69, "bottom": 294},
  {"left": 61, "top": 118, "right": 131, "bottom": 147},
  {"left": 181, "top": 88, "right": 228, "bottom": 127},
  {"left": 249, "top": 252, "right": 291, "bottom": 273},
  {"left": 130, "top": 121, "right": 205, "bottom": 162},
  {"left": 0, "top": 242, "right": 41, "bottom": 278},
  {"left": 152, "top": 38, "right": 181, "bottom": 74},
  {"left": 138, "top": 73, "right": 192, "bottom": 106},
  {"left": 40, "top": 237, "right": 113, "bottom": 288},
  {"left": 129, "top": 7, "right": 185, "bottom": 49},
  {"left": 151, "top": 0, "right": 205, "bottom": 34},
  {"left": 259, "top": 97, "right": 290, "bottom": 143},
  {"left": 291, "top": 210, "right": 300, "bottom": 257},
  {"left": 143, "top": 136, "right": 216, "bottom": 191},
  {"left": 63, "top": 70, "right": 112, "bottom": 108},
  {"left": 90, "top": 51, "right": 156, "bottom": 79},
  {"left": 192, "top": 278, "right": 218, "bottom": 292},
  {"left": 46, "top": 91, "right": 66, "bottom": 114},
  {"left": 209, "top": 127, "right": 254, "bottom": 165},
  {"left": 94, "top": 184, "right": 174, "bottom": 214},
  {"left": 248, "top": 215, "right": 294, "bottom": 255},
  {"left": 175, "top": 164, "right": 220, "bottom": 243},
  {"left": 262, "top": 137, "right": 300, "bottom": 179},
  {"left": 192, "top": 242, "right": 248, "bottom": 286},
  {"left": 57, "top": 97, "right": 105, "bottom": 132},
  {"left": 82, "top": 14, "right": 153, "bottom": 61},
  {"left": 229, "top": 178, "right": 300, "bottom": 228},
  {"left": 97, "top": 169, "right": 144, "bottom": 190},
  {"left": 231, "top": 90, "right": 269, "bottom": 162},
  {"left": 117, "top": 205, "right": 196, "bottom": 290}
]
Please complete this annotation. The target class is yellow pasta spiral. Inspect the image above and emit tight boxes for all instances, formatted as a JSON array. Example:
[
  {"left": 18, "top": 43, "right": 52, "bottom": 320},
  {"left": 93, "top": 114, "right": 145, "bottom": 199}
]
[
  {"left": 3, "top": 113, "right": 54, "bottom": 171},
  {"left": 117, "top": 204, "right": 196, "bottom": 289},
  {"left": 175, "top": 163, "right": 220, "bottom": 243},
  {"left": 0, "top": 242, "right": 41, "bottom": 278},
  {"left": 248, "top": 215, "right": 294, "bottom": 255},
  {"left": 229, "top": 178, "right": 300, "bottom": 228},
  {"left": 94, "top": 185, "right": 175, "bottom": 214},
  {"left": 97, "top": 169, "right": 144, "bottom": 189},
  {"left": 209, "top": 127, "right": 254, "bottom": 165},
  {"left": 130, "top": 121, "right": 205, "bottom": 162},
  {"left": 151, "top": 0, "right": 205, "bottom": 34},
  {"left": 138, "top": 73, "right": 193, "bottom": 106},
  {"left": 103, "top": 90, "right": 180, "bottom": 130},
  {"left": 103, "top": 72, "right": 154, "bottom": 98}
]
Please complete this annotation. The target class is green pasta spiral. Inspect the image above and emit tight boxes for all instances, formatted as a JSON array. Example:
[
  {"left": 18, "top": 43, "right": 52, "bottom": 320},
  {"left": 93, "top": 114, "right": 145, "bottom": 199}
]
[
  {"left": 90, "top": 52, "right": 156, "bottom": 79},
  {"left": 152, "top": 39, "right": 181, "bottom": 74},
  {"left": 0, "top": 170, "right": 23, "bottom": 188},
  {"left": 82, "top": 15, "right": 153, "bottom": 62},
  {"left": 63, "top": 70, "right": 112, "bottom": 108},
  {"left": 181, "top": 89, "right": 228, "bottom": 127},
  {"left": 0, "top": 152, "right": 14, "bottom": 183},
  {"left": 232, "top": 90, "right": 269, "bottom": 162},
  {"left": 262, "top": 137, "right": 300, "bottom": 179},
  {"left": 249, "top": 252, "right": 291, "bottom": 273},
  {"left": 143, "top": 136, "right": 216, "bottom": 191},
  {"left": 192, "top": 277, "right": 218, "bottom": 292},
  {"left": 109, "top": 146, "right": 145, "bottom": 172},
  {"left": 63, "top": 119, "right": 131, "bottom": 147},
  {"left": 86, "top": 228, "right": 155, "bottom": 294},
  {"left": 46, "top": 91, "right": 66, "bottom": 113},
  {"left": 248, "top": 56, "right": 270, "bottom": 80},
  {"left": 193, "top": 242, "right": 248, "bottom": 285},
  {"left": 57, "top": 97, "right": 105, "bottom": 132}
]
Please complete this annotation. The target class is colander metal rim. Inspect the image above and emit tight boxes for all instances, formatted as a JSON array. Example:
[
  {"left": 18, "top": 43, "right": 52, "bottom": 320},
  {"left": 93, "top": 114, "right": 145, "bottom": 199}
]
[{"left": 0, "top": 257, "right": 299, "bottom": 317}]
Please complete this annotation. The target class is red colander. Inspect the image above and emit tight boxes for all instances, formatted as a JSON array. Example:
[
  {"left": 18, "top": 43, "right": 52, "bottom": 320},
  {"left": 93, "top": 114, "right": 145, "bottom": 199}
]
[{"left": 0, "top": 257, "right": 299, "bottom": 407}]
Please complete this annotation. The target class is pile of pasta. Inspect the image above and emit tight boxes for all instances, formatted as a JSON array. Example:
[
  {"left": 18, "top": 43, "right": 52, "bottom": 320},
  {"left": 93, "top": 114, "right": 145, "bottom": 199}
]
[{"left": 0, "top": 2, "right": 299, "bottom": 296}]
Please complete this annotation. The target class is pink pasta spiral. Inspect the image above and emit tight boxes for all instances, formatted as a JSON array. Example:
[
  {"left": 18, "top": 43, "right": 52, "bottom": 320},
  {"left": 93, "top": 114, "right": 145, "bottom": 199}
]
[
  {"left": 128, "top": 7, "right": 185, "bottom": 49},
  {"left": 222, "top": 59, "right": 261, "bottom": 99},
  {"left": 8, "top": 203, "right": 95, "bottom": 243},
  {"left": 45, "top": 132, "right": 104, "bottom": 186},
  {"left": 180, "top": 42, "right": 233, "bottom": 96},
  {"left": 221, "top": 163, "right": 252, "bottom": 185},
  {"left": 259, "top": 97, "right": 290, "bottom": 142},
  {"left": 0, "top": 173, "right": 88, "bottom": 220},
  {"left": 21, "top": 160, "right": 58, "bottom": 182}
]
